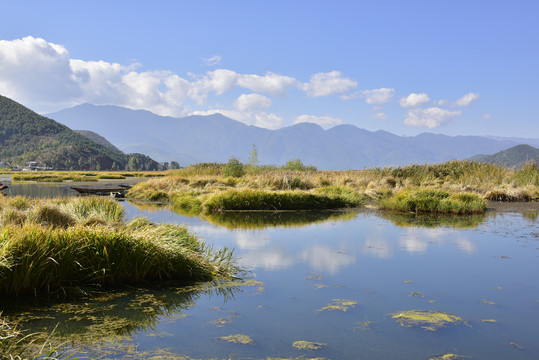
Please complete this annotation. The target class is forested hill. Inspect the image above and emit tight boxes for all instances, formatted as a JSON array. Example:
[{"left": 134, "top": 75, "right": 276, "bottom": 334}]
[
  {"left": 0, "top": 95, "right": 159, "bottom": 170},
  {"left": 469, "top": 144, "right": 539, "bottom": 168}
]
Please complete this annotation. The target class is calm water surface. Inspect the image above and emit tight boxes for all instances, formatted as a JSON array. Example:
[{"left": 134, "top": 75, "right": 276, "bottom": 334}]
[{"left": 3, "top": 184, "right": 538, "bottom": 359}]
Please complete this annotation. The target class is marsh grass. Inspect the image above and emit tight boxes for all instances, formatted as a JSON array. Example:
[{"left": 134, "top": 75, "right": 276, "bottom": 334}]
[
  {"left": 379, "top": 188, "right": 486, "bottom": 214},
  {"left": 129, "top": 160, "right": 538, "bottom": 214},
  {"left": 202, "top": 189, "right": 364, "bottom": 213},
  {"left": 11, "top": 171, "right": 167, "bottom": 183},
  {"left": 0, "top": 196, "right": 239, "bottom": 297}
]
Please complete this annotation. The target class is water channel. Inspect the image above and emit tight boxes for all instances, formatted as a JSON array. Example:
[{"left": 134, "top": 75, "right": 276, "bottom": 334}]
[{"left": 2, "top": 180, "right": 538, "bottom": 359}]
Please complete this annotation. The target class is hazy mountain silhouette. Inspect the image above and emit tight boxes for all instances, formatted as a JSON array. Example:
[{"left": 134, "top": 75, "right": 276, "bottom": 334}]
[{"left": 47, "top": 104, "right": 533, "bottom": 170}]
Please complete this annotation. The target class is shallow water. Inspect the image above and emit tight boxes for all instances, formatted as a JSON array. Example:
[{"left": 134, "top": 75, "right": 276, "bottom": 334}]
[{"left": 2, "top": 188, "right": 539, "bottom": 359}]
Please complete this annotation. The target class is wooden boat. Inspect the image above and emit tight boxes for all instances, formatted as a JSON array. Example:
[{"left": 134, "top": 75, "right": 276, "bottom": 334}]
[{"left": 70, "top": 186, "right": 130, "bottom": 195}]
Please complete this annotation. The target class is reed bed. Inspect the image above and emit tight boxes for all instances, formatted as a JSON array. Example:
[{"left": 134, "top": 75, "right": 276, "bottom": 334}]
[
  {"left": 10, "top": 170, "right": 168, "bottom": 183},
  {"left": 379, "top": 188, "right": 486, "bottom": 214},
  {"left": 129, "top": 161, "right": 538, "bottom": 214},
  {"left": 0, "top": 196, "right": 239, "bottom": 297}
]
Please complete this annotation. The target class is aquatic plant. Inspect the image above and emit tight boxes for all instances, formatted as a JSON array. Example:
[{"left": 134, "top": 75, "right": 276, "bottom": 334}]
[
  {"left": 390, "top": 310, "right": 465, "bottom": 331},
  {"left": 317, "top": 299, "right": 358, "bottom": 312},
  {"left": 292, "top": 341, "right": 326, "bottom": 350},
  {"left": 216, "top": 334, "right": 254, "bottom": 344}
]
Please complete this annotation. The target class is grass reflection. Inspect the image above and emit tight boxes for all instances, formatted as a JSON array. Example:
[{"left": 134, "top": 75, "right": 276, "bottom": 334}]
[
  {"left": 129, "top": 201, "right": 358, "bottom": 229},
  {"left": 1, "top": 280, "right": 242, "bottom": 359},
  {"left": 378, "top": 211, "right": 486, "bottom": 229}
]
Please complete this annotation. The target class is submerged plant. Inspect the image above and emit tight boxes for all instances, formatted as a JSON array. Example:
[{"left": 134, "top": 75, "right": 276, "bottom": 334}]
[
  {"left": 390, "top": 310, "right": 465, "bottom": 331},
  {"left": 292, "top": 340, "right": 326, "bottom": 350},
  {"left": 216, "top": 334, "right": 254, "bottom": 345}
]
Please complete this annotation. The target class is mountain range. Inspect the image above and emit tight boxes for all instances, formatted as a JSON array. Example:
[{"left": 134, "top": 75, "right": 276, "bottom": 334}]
[{"left": 48, "top": 104, "right": 538, "bottom": 170}]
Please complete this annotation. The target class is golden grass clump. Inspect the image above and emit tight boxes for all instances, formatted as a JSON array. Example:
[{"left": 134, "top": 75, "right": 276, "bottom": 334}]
[{"left": 0, "top": 196, "right": 239, "bottom": 297}]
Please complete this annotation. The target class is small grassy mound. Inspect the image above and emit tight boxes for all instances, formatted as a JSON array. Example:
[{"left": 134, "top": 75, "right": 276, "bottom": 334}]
[
  {"left": 379, "top": 188, "right": 486, "bottom": 214},
  {"left": 0, "top": 196, "right": 239, "bottom": 297},
  {"left": 202, "top": 189, "right": 364, "bottom": 213}
]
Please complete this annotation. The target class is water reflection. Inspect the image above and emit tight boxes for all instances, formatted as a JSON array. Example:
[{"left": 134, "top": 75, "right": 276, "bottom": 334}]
[
  {"left": 2, "top": 280, "right": 244, "bottom": 358},
  {"left": 378, "top": 211, "right": 487, "bottom": 229}
]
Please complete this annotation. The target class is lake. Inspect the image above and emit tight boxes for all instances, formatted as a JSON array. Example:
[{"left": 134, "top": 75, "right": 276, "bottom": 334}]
[{"left": 2, "top": 183, "right": 538, "bottom": 359}]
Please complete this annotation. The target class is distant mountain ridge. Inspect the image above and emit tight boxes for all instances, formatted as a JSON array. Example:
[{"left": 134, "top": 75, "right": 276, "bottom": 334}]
[
  {"left": 469, "top": 144, "right": 539, "bottom": 167},
  {"left": 47, "top": 103, "right": 537, "bottom": 170},
  {"left": 0, "top": 95, "right": 159, "bottom": 170},
  {"left": 74, "top": 130, "right": 120, "bottom": 151}
]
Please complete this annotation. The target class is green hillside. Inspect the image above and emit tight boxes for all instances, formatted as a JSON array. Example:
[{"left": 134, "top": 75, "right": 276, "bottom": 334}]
[
  {"left": 0, "top": 95, "right": 158, "bottom": 170},
  {"left": 470, "top": 144, "right": 539, "bottom": 168}
]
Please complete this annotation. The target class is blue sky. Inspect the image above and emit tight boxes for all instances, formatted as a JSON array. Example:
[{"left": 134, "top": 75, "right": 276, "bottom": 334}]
[{"left": 1, "top": 0, "right": 538, "bottom": 137}]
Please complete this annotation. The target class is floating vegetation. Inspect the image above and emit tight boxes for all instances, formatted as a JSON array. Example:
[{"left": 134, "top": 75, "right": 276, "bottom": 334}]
[
  {"left": 409, "top": 292, "right": 425, "bottom": 298},
  {"left": 317, "top": 299, "right": 357, "bottom": 312},
  {"left": 403, "top": 280, "right": 414, "bottom": 283},
  {"left": 390, "top": 310, "right": 465, "bottom": 331},
  {"left": 507, "top": 341, "right": 523, "bottom": 350},
  {"left": 429, "top": 354, "right": 465, "bottom": 360},
  {"left": 314, "top": 284, "right": 329, "bottom": 289},
  {"left": 354, "top": 320, "right": 377, "bottom": 331},
  {"left": 292, "top": 340, "right": 326, "bottom": 350},
  {"left": 208, "top": 307, "right": 239, "bottom": 327},
  {"left": 305, "top": 273, "right": 323, "bottom": 280},
  {"left": 481, "top": 319, "right": 497, "bottom": 323},
  {"left": 216, "top": 334, "right": 254, "bottom": 345},
  {"left": 481, "top": 299, "right": 497, "bottom": 306}
]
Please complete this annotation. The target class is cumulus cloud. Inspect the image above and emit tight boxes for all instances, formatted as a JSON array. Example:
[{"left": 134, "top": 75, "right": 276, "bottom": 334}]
[
  {"left": 374, "top": 112, "right": 388, "bottom": 122},
  {"left": 399, "top": 92, "right": 430, "bottom": 107},
  {"left": 202, "top": 55, "right": 221, "bottom": 66},
  {"left": 405, "top": 107, "right": 461, "bottom": 128},
  {"left": 191, "top": 109, "right": 283, "bottom": 129},
  {"left": 0, "top": 36, "right": 82, "bottom": 108},
  {"left": 454, "top": 92, "right": 480, "bottom": 107},
  {"left": 234, "top": 93, "right": 272, "bottom": 111},
  {"left": 360, "top": 88, "right": 395, "bottom": 105},
  {"left": 300, "top": 245, "right": 355, "bottom": 275},
  {"left": 238, "top": 72, "right": 296, "bottom": 96},
  {"left": 302, "top": 71, "right": 357, "bottom": 97},
  {"left": 294, "top": 114, "right": 343, "bottom": 128}
]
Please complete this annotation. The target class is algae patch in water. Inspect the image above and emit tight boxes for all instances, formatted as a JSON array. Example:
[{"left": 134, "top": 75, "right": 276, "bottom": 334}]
[
  {"left": 217, "top": 334, "right": 254, "bottom": 344},
  {"left": 429, "top": 354, "right": 465, "bottom": 360},
  {"left": 305, "top": 273, "right": 323, "bottom": 280},
  {"left": 409, "top": 292, "right": 425, "bottom": 298},
  {"left": 481, "top": 319, "right": 497, "bottom": 323},
  {"left": 317, "top": 299, "right": 358, "bottom": 312},
  {"left": 481, "top": 299, "right": 497, "bottom": 306},
  {"left": 292, "top": 340, "right": 326, "bottom": 350},
  {"left": 391, "top": 310, "right": 465, "bottom": 331}
]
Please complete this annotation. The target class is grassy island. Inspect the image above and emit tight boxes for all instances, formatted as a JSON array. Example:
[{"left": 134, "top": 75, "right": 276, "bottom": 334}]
[
  {"left": 127, "top": 160, "right": 539, "bottom": 215},
  {"left": 0, "top": 196, "right": 239, "bottom": 298}
]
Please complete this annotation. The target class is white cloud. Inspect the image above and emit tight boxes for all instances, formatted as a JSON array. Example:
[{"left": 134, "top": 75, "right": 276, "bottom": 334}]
[
  {"left": 234, "top": 93, "right": 272, "bottom": 111},
  {"left": 405, "top": 107, "right": 462, "bottom": 128},
  {"left": 454, "top": 92, "right": 480, "bottom": 107},
  {"left": 294, "top": 114, "right": 343, "bottom": 128},
  {"left": 238, "top": 72, "right": 296, "bottom": 96},
  {"left": 202, "top": 55, "right": 221, "bottom": 66},
  {"left": 191, "top": 109, "right": 283, "bottom": 129},
  {"left": 0, "top": 36, "right": 82, "bottom": 108},
  {"left": 399, "top": 92, "right": 430, "bottom": 107},
  {"left": 361, "top": 88, "right": 395, "bottom": 105},
  {"left": 302, "top": 71, "right": 357, "bottom": 97},
  {"left": 374, "top": 112, "right": 388, "bottom": 122},
  {"left": 300, "top": 245, "right": 355, "bottom": 275}
]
